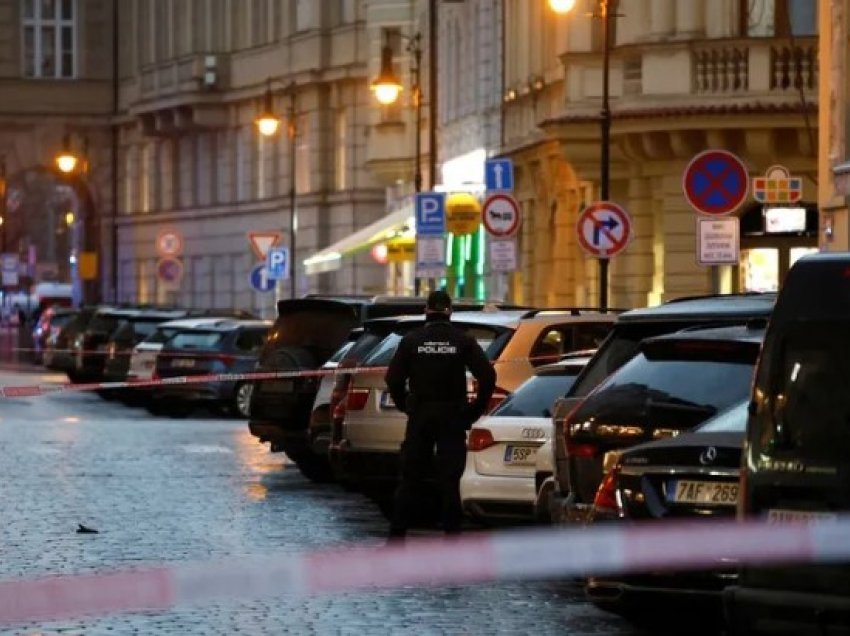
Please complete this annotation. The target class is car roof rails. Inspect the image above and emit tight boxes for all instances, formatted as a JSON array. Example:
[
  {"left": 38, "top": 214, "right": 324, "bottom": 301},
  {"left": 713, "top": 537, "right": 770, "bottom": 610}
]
[
  {"left": 520, "top": 307, "right": 627, "bottom": 318},
  {"left": 663, "top": 292, "right": 775, "bottom": 304}
]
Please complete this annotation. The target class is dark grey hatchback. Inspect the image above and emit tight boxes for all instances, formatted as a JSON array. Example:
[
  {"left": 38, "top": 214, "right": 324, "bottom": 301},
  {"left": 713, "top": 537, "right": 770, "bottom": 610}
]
[{"left": 150, "top": 320, "right": 270, "bottom": 418}]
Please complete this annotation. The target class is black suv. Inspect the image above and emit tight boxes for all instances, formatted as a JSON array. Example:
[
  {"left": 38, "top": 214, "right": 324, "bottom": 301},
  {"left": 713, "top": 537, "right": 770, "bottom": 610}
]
[
  {"left": 725, "top": 253, "right": 850, "bottom": 635},
  {"left": 102, "top": 310, "right": 188, "bottom": 385},
  {"left": 69, "top": 307, "right": 141, "bottom": 383},
  {"left": 548, "top": 293, "right": 775, "bottom": 524},
  {"left": 561, "top": 324, "right": 764, "bottom": 523}
]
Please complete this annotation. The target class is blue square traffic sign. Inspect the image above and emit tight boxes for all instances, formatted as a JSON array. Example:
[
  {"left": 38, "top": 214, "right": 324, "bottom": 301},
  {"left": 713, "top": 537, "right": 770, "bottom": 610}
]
[
  {"left": 415, "top": 192, "right": 446, "bottom": 236},
  {"left": 266, "top": 246, "right": 290, "bottom": 281},
  {"left": 485, "top": 158, "right": 514, "bottom": 192}
]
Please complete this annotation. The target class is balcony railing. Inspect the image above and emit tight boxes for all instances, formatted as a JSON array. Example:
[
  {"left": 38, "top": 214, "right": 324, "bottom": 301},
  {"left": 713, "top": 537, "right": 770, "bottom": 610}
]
[{"left": 692, "top": 37, "right": 817, "bottom": 96}]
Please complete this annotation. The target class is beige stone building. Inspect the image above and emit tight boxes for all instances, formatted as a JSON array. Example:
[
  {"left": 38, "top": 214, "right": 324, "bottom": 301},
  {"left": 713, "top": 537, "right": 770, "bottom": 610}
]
[
  {"left": 0, "top": 0, "right": 114, "bottom": 304},
  {"left": 503, "top": 0, "right": 820, "bottom": 309}
]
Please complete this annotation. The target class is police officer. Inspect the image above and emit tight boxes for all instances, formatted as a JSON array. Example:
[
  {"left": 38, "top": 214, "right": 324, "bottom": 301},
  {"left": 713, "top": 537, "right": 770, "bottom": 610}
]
[{"left": 385, "top": 290, "right": 496, "bottom": 538}]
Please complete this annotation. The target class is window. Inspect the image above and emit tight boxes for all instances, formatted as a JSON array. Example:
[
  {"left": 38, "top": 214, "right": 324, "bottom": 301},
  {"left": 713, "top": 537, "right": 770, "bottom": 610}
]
[
  {"left": 740, "top": 0, "right": 818, "bottom": 36},
  {"left": 21, "top": 0, "right": 76, "bottom": 78},
  {"left": 295, "top": 114, "right": 311, "bottom": 194},
  {"left": 235, "top": 329, "right": 267, "bottom": 352},
  {"left": 295, "top": 0, "right": 317, "bottom": 31},
  {"left": 169, "top": 331, "right": 225, "bottom": 350},
  {"left": 491, "top": 373, "right": 579, "bottom": 418},
  {"left": 334, "top": 109, "right": 347, "bottom": 191}
]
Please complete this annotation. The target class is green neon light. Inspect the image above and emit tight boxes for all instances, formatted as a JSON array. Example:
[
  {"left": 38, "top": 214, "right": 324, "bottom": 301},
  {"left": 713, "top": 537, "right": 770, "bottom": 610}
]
[
  {"left": 446, "top": 233, "right": 454, "bottom": 267},
  {"left": 476, "top": 226, "right": 485, "bottom": 276}
]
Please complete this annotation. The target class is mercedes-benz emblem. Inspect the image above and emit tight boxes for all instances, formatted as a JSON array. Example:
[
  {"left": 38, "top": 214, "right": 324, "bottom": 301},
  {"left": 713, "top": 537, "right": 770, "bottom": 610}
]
[{"left": 699, "top": 446, "right": 718, "bottom": 465}]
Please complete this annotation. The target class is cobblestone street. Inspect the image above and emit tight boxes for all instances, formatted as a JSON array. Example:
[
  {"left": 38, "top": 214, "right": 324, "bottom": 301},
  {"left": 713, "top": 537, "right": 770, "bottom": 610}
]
[{"left": 0, "top": 369, "right": 641, "bottom": 635}]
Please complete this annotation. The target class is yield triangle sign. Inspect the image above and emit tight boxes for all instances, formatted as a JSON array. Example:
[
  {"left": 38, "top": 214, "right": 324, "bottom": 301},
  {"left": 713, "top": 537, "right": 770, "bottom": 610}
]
[{"left": 248, "top": 232, "right": 282, "bottom": 261}]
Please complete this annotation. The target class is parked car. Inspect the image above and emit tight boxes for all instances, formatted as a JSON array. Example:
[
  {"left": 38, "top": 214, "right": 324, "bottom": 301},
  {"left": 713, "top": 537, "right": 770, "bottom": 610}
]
[
  {"left": 333, "top": 309, "right": 616, "bottom": 498},
  {"left": 150, "top": 320, "right": 270, "bottom": 417},
  {"left": 102, "top": 310, "right": 189, "bottom": 385},
  {"left": 248, "top": 297, "right": 517, "bottom": 476},
  {"left": 125, "top": 317, "right": 241, "bottom": 388},
  {"left": 460, "top": 353, "right": 592, "bottom": 525},
  {"left": 33, "top": 307, "right": 76, "bottom": 365},
  {"left": 70, "top": 307, "right": 144, "bottom": 383},
  {"left": 585, "top": 400, "right": 747, "bottom": 625},
  {"left": 725, "top": 253, "right": 850, "bottom": 635},
  {"left": 548, "top": 293, "right": 775, "bottom": 523},
  {"left": 556, "top": 323, "right": 764, "bottom": 526},
  {"left": 44, "top": 306, "right": 99, "bottom": 373}
]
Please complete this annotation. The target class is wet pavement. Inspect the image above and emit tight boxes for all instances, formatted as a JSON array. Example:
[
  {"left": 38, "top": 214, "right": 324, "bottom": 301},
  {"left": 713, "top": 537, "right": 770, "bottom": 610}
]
[{"left": 0, "top": 369, "right": 643, "bottom": 635}]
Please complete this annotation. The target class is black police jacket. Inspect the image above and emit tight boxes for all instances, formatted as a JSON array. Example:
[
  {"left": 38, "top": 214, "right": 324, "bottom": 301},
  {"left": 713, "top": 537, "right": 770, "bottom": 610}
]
[{"left": 384, "top": 314, "right": 497, "bottom": 425}]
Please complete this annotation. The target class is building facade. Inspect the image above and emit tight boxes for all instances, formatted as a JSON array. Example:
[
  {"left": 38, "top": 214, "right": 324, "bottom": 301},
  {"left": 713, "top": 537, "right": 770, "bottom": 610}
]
[
  {"left": 114, "top": 0, "right": 390, "bottom": 317},
  {"left": 0, "top": 0, "right": 114, "bottom": 304},
  {"left": 503, "top": 0, "right": 819, "bottom": 308}
]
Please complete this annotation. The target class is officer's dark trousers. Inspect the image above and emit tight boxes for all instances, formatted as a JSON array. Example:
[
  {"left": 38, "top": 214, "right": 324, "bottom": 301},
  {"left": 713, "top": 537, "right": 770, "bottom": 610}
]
[{"left": 389, "top": 402, "right": 467, "bottom": 537}]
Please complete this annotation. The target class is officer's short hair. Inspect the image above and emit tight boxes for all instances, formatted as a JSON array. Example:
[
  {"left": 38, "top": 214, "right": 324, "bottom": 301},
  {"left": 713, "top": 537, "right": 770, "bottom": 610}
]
[{"left": 426, "top": 290, "right": 452, "bottom": 313}]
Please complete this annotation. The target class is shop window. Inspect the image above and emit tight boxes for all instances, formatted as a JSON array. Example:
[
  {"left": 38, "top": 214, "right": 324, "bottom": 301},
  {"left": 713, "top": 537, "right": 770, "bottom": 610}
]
[{"left": 21, "top": 0, "right": 76, "bottom": 78}]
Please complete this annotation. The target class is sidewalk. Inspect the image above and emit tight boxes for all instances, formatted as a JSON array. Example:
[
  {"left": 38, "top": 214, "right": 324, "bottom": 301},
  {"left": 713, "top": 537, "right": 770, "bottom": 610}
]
[{"left": 0, "top": 324, "right": 43, "bottom": 374}]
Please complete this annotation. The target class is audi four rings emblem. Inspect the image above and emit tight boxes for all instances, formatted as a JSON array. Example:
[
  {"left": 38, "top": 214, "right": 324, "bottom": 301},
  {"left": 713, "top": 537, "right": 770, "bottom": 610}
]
[
  {"left": 699, "top": 446, "right": 718, "bottom": 465},
  {"left": 521, "top": 428, "right": 546, "bottom": 439}
]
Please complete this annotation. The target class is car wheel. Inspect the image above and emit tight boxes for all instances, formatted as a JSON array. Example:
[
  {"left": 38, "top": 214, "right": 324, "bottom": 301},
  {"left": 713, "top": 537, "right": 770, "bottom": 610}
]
[
  {"left": 295, "top": 453, "right": 334, "bottom": 483},
  {"left": 233, "top": 382, "right": 253, "bottom": 419}
]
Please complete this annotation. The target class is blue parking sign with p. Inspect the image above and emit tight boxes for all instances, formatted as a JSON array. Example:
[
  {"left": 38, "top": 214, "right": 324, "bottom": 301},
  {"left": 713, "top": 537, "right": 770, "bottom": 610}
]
[
  {"left": 415, "top": 192, "right": 446, "bottom": 236},
  {"left": 266, "top": 246, "right": 290, "bottom": 281}
]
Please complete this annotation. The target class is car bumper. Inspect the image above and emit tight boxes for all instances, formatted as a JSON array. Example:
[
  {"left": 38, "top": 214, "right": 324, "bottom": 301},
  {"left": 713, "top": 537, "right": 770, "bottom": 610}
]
[
  {"left": 248, "top": 421, "right": 310, "bottom": 453},
  {"left": 587, "top": 571, "right": 734, "bottom": 613},
  {"left": 724, "top": 585, "right": 850, "bottom": 635},
  {"left": 155, "top": 381, "right": 235, "bottom": 403},
  {"left": 460, "top": 471, "right": 536, "bottom": 522},
  {"left": 336, "top": 446, "right": 399, "bottom": 486}
]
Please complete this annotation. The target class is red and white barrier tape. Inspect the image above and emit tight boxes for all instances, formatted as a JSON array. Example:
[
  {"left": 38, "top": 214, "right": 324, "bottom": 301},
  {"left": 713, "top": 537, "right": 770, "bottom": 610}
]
[
  {"left": 0, "top": 516, "right": 847, "bottom": 626},
  {"left": 0, "top": 366, "right": 391, "bottom": 399}
]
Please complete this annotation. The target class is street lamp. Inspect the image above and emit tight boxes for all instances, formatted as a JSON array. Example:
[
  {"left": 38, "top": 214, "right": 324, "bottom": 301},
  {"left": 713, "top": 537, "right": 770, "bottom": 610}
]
[
  {"left": 55, "top": 134, "right": 81, "bottom": 174},
  {"left": 254, "top": 79, "right": 298, "bottom": 299},
  {"left": 370, "top": 32, "right": 424, "bottom": 193},
  {"left": 549, "top": 0, "right": 617, "bottom": 310}
]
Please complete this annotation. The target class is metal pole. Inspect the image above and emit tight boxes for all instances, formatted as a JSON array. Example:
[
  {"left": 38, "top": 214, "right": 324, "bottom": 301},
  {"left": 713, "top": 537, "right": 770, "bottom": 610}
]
[
  {"left": 110, "top": 0, "right": 119, "bottom": 302},
  {"left": 0, "top": 156, "right": 6, "bottom": 254},
  {"left": 428, "top": 0, "right": 437, "bottom": 191},
  {"left": 288, "top": 85, "right": 297, "bottom": 300},
  {"left": 598, "top": 0, "right": 614, "bottom": 311},
  {"left": 413, "top": 42, "right": 423, "bottom": 194},
  {"left": 413, "top": 37, "right": 423, "bottom": 296}
]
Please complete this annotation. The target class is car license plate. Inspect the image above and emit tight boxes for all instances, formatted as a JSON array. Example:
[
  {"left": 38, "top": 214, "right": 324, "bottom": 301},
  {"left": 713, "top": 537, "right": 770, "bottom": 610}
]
[
  {"left": 767, "top": 509, "right": 838, "bottom": 524},
  {"left": 380, "top": 392, "right": 396, "bottom": 409},
  {"left": 171, "top": 359, "right": 196, "bottom": 369},
  {"left": 504, "top": 445, "right": 538, "bottom": 465},
  {"left": 261, "top": 380, "right": 294, "bottom": 392},
  {"left": 668, "top": 480, "right": 739, "bottom": 505}
]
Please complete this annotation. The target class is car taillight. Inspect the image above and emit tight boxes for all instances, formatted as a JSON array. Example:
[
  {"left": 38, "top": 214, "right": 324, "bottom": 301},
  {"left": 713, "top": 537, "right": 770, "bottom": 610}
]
[
  {"left": 467, "top": 428, "right": 496, "bottom": 452},
  {"left": 566, "top": 440, "right": 598, "bottom": 458},
  {"left": 218, "top": 354, "right": 236, "bottom": 366},
  {"left": 593, "top": 465, "right": 621, "bottom": 514},
  {"left": 346, "top": 388, "right": 370, "bottom": 411},
  {"left": 487, "top": 387, "right": 509, "bottom": 413}
]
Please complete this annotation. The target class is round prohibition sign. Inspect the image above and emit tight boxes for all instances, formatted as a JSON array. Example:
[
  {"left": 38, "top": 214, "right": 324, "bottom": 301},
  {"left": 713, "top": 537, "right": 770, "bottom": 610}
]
[
  {"left": 683, "top": 150, "right": 749, "bottom": 216},
  {"left": 576, "top": 201, "right": 633, "bottom": 258},
  {"left": 482, "top": 193, "right": 522, "bottom": 238},
  {"left": 156, "top": 228, "right": 184, "bottom": 257}
]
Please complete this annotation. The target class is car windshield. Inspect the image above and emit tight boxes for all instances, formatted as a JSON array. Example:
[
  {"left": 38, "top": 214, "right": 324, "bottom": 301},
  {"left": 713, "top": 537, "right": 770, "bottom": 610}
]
[
  {"left": 697, "top": 400, "right": 749, "bottom": 433},
  {"left": 168, "top": 331, "right": 225, "bottom": 350},
  {"left": 133, "top": 319, "right": 166, "bottom": 339},
  {"left": 327, "top": 340, "right": 356, "bottom": 365},
  {"left": 752, "top": 320, "right": 850, "bottom": 462},
  {"left": 362, "top": 325, "right": 510, "bottom": 367},
  {"left": 491, "top": 373, "right": 578, "bottom": 418},
  {"left": 88, "top": 314, "right": 122, "bottom": 334},
  {"left": 144, "top": 327, "right": 180, "bottom": 345},
  {"left": 572, "top": 339, "right": 759, "bottom": 430}
]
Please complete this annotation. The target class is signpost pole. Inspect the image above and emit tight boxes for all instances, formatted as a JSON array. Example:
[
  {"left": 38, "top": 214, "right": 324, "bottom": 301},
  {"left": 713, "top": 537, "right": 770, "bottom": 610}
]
[{"left": 597, "top": 0, "right": 615, "bottom": 311}]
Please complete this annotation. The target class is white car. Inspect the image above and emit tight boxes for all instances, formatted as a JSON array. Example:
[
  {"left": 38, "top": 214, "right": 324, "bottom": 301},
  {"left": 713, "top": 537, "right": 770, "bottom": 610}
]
[
  {"left": 126, "top": 317, "right": 235, "bottom": 382},
  {"left": 460, "top": 355, "right": 591, "bottom": 525}
]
